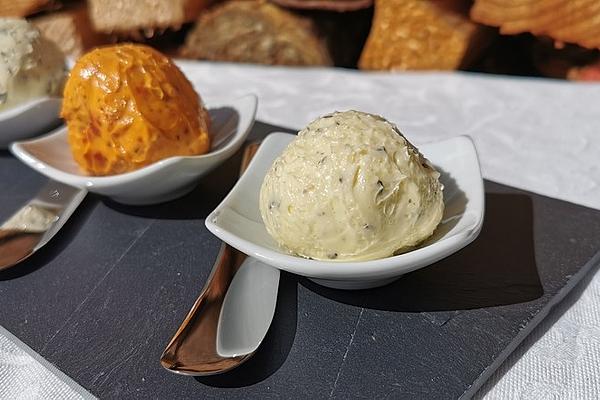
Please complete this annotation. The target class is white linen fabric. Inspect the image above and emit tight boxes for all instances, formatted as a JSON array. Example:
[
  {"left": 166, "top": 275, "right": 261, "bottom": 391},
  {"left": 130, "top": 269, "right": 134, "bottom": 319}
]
[
  {"left": 0, "top": 325, "right": 94, "bottom": 400},
  {"left": 178, "top": 62, "right": 600, "bottom": 399}
]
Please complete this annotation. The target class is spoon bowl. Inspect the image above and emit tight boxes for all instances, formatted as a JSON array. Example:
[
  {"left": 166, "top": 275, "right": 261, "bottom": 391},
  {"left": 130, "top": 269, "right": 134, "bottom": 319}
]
[
  {"left": 160, "top": 244, "right": 279, "bottom": 375},
  {"left": 10, "top": 94, "right": 257, "bottom": 205},
  {"left": 0, "top": 97, "right": 62, "bottom": 149}
]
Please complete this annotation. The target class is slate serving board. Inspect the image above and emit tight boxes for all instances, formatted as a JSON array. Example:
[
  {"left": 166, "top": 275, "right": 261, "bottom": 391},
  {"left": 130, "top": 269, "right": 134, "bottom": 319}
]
[{"left": 1, "top": 122, "right": 599, "bottom": 399}]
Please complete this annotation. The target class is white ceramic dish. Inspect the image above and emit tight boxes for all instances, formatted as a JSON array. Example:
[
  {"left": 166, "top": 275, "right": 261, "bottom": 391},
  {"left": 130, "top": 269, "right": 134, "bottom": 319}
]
[
  {"left": 206, "top": 132, "right": 485, "bottom": 290},
  {"left": 0, "top": 97, "right": 62, "bottom": 149},
  {"left": 11, "top": 94, "right": 257, "bottom": 205}
]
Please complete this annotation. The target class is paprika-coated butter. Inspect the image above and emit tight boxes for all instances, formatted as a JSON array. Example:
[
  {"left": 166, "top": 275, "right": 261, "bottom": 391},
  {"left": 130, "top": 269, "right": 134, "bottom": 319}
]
[{"left": 61, "top": 44, "right": 210, "bottom": 175}]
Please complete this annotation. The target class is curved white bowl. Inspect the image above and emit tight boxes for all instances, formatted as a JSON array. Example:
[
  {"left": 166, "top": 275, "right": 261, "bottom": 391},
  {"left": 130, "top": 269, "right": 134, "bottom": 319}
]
[
  {"left": 0, "top": 97, "right": 62, "bottom": 148},
  {"left": 206, "top": 132, "right": 485, "bottom": 290},
  {"left": 11, "top": 94, "right": 257, "bottom": 205}
]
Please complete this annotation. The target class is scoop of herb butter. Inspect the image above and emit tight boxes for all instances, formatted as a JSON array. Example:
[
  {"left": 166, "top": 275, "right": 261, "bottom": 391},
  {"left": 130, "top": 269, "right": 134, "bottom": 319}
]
[
  {"left": 0, "top": 18, "right": 65, "bottom": 111},
  {"left": 259, "top": 110, "right": 444, "bottom": 262}
]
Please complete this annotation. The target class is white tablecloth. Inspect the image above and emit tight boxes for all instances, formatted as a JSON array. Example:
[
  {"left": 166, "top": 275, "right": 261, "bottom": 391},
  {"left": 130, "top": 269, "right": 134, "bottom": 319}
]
[
  {"left": 3, "top": 62, "right": 600, "bottom": 399},
  {"left": 0, "top": 326, "right": 94, "bottom": 400},
  {"left": 179, "top": 62, "right": 600, "bottom": 399}
]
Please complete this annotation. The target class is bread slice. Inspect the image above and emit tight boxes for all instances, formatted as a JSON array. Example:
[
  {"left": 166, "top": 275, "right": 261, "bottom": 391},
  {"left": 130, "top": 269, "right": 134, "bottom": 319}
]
[
  {"left": 32, "top": 3, "right": 109, "bottom": 58},
  {"left": 471, "top": 0, "right": 600, "bottom": 49},
  {"left": 269, "top": 0, "right": 372, "bottom": 12},
  {"left": 88, "top": 0, "right": 212, "bottom": 33},
  {"left": 0, "top": 0, "right": 53, "bottom": 17},
  {"left": 180, "top": 0, "right": 332, "bottom": 66},
  {"left": 359, "top": 0, "right": 490, "bottom": 70}
]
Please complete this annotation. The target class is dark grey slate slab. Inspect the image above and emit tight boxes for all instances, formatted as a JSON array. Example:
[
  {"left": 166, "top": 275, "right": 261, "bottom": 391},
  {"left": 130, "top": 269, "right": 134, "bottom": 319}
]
[{"left": 1, "top": 122, "right": 599, "bottom": 399}]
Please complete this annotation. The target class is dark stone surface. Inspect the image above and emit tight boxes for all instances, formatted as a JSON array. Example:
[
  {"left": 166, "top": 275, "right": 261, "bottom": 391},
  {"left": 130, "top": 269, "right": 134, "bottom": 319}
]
[{"left": 1, "top": 123, "right": 599, "bottom": 400}]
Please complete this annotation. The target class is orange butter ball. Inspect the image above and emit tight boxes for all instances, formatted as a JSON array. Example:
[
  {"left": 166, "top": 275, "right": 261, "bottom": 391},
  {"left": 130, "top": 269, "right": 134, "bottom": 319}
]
[{"left": 61, "top": 44, "right": 210, "bottom": 176}]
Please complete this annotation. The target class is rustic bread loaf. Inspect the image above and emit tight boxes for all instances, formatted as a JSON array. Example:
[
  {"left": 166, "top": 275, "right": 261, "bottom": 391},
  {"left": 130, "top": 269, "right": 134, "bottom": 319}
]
[
  {"left": 359, "top": 0, "right": 490, "bottom": 71},
  {"left": 269, "top": 0, "right": 372, "bottom": 12},
  {"left": 32, "top": 2, "right": 109, "bottom": 58},
  {"left": 180, "top": 0, "right": 332, "bottom": 66},
  {"left": 0, "top": 0, "right": 53, "bottom": 17},
  {"left": 471, "top": 0, "right": 600, "bottom": 49},
  {"left": 88, "top": 0, "right": 212, "bottom": 33}
]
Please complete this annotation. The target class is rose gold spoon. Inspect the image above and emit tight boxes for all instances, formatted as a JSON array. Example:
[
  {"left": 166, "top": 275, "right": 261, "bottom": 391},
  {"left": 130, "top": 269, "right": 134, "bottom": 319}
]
[
  {"left": 160, "top": 143, "right": 280, "bottom": 375},
  {"left": 0, "top": 180, "right": 86, "bottom": 271}
]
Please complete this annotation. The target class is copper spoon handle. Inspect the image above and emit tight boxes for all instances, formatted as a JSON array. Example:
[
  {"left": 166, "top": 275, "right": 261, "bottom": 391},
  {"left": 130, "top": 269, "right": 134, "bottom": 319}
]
[{"left": 160, "top": 143, "right": 266, "bottom": 375}]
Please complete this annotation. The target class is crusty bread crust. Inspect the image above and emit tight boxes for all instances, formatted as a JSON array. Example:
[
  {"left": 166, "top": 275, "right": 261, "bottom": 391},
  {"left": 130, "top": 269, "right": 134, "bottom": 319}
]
[
  {"left": 180, "top": 0, "right": 332, "bottom": 66},
  {"left": 472, "top": 0, "right": 600, "bottom": 49},
  {"left": 88, "top": 0, "right": 212, "bottom": 33},
  {"left": 32, "top": 2, "right": 109, "bottom": 58},
  {"left": 270, "top": 0, "right": 372, "bottom": 12},
  {"left": 360, "top": 0, "right": 489, "bottom": 70},
  {"left": 0, "top": 0, "right": 53, "bottom": 17}
]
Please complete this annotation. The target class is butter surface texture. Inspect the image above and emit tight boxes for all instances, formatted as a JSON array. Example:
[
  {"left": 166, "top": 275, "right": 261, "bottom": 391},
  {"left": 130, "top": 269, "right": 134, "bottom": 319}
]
[
  {"left": 260, "top": 110, "right": 444, "bottom": 261},
  {"left": 62, "top": 44, "right": 210, "bottom": 175}
]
